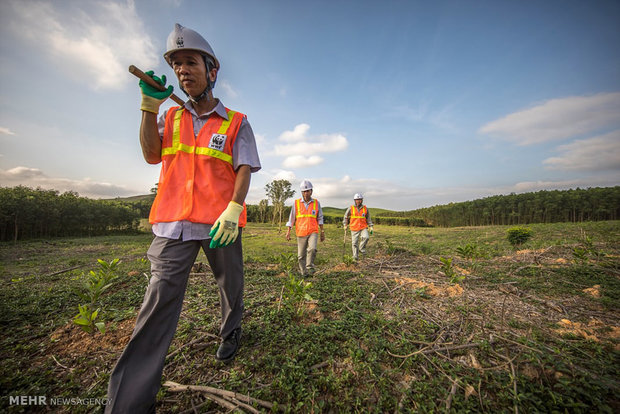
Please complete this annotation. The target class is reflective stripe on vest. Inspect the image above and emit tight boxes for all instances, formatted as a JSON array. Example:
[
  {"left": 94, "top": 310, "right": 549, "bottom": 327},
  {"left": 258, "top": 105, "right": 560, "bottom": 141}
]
[
  {"left": 350, "top": 205, "right": 368, "bottom": 231},
  {"left": 295, "top": 198, "right": 319, "bottom": 237},
  {"left": 149, "top": 106, "right": 247, "bottom": 226},
  {"left": 160, "top": 108, "right": 237, "bottom": 165}
]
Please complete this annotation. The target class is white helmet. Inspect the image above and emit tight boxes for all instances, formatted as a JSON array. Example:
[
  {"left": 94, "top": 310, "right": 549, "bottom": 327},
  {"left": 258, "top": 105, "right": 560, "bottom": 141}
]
[
  {"left": 164, "top": 23, "right": 220, "bottom": 70},
  {"left": 354, "top": 193, "right": 363, "bottom": 200},
  {"left": 300, "top": 180, "right": 313, "bottom": 191}
]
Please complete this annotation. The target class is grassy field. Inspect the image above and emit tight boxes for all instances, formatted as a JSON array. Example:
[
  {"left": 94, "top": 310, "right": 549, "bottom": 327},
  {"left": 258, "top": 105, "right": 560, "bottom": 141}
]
[{"left": 0, "top": 221, "right": 618, "bottom": 413}]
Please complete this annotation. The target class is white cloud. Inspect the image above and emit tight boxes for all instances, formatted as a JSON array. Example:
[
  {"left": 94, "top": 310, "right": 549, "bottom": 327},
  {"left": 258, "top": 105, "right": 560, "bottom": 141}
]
[
  {"left": 272, "top": 170, "right": 297, "bottom": 181},
  {"left": 282, "top": 155, "right": 323, "bottom": 168},
  {"left": 278, "top": 124, "right": 311, "bottom": 143},
  {"left": 479, "top": 92, "right": 620, "bottom": 145},
  {"left": 512, "top": 180, "right": 586, "bottom": 193},
  {"left": 269, "top": 123, "right": 349, "bottom": 169},
  {"left": 511, "top": 177, "right": 620, "bottom": 193},
  {"left": 0, "top": 166, "right": 136, "bottom": 198},
  {"left": 0, "top": 127, "right": 16, "bottom": 136},
  {"left": 219, "top": 80, "right": 239, "bottom": 99},
  {"left": 274, "top": 123, "right": 349, "bottom": 169},
  {"left": 543, "top": 130, "right": 620, "bottom": 171},
  {"left": 254, "top": 133, "right": 266, "bottom": 146},
  {"left": 6, "top": 0, "right": 158, "bottom": 91}
]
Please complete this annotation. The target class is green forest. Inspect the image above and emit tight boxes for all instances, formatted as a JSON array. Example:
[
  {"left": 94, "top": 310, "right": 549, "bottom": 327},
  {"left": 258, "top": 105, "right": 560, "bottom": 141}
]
[
  {"left": 1, "top": 185, "right": 618, "bottom": 241},
  {"left": 0, "top": 187, "right": 148, "bottom": 242},
  {"left": 385, "top": 186, "right": 620, "bottom": 227}
]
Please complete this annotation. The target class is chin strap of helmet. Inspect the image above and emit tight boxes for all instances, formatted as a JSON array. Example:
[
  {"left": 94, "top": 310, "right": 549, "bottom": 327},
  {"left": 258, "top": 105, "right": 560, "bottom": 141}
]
[{"left": 179, "top": 56, "right": 216, "bottom": 103}]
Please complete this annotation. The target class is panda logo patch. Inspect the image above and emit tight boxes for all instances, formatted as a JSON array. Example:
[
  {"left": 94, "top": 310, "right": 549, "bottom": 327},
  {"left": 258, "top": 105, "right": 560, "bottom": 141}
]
[{"left": 209, "top": 134, "right": 227, "bottom": 151}]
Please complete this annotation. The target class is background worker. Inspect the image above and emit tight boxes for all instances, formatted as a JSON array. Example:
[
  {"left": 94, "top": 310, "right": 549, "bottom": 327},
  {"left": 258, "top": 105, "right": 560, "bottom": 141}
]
[
  {"left": 106, "top": 23, "right": 261, "bottom": 413},
  {"left": 285, "top": 180, "right": 325, "bottom": 276},
  {"left": 343, "top": 193, "right": 373, "bottom": 261}
]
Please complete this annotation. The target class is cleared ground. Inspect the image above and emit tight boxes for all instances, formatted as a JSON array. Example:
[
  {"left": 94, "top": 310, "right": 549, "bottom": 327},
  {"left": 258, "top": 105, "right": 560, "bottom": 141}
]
[{"left": 1, "top": 221, "right": 618, "bottom": 412}]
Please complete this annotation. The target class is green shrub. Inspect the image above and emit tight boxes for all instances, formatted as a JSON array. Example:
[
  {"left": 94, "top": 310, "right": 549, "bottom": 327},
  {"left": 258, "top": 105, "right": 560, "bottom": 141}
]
[{"left": 507, "top": 227, "right": 532, "bottom": 246}]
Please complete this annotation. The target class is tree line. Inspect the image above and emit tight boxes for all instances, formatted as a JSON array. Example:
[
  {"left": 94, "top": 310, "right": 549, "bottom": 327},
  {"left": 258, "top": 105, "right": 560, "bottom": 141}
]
[
  {"left": 2, "top": 185, "right": 618, "bottom": 241},
  {"left": 400, "top": 187, "right": 620, "bottom": 227},
  {"left": 0, "top": 186, "right": 143, "bottom": 241}
]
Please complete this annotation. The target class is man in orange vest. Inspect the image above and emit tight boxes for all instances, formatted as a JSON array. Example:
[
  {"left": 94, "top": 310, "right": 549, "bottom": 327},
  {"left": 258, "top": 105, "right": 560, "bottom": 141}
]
[
  {"left": 285, "top": 180, "right": 325, "bottom": 276},
  {"left": 106, "top": 24, "right": 261, "bottom": 413},
  {"left": 343, "top": 193, "right": 374, "bottom": 261}
]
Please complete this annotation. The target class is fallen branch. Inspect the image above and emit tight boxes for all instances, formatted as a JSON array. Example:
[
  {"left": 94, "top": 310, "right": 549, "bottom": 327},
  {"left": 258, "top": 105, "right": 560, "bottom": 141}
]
[
  {"left": 388, "top": 338, "right": 495, "bottom": 359},
  {"left": 166, "top": 333, "right": 219, "bottom": 361},
  {"left": 277, "top": 285, "right": 284, "bottom": 311},
  {"left": 51, "top": 355, "right": 69, "bottom": 370},
  {"left": 445, "top": 381, "right": 458, "bottom": 411},
  {"left": 309, "top": 361, "right": 330, "bottom": 371},
  {"left": 163, "top": 381, "right": 278, "bottom": 411},
  {"left": 494, "top": 333, "right": 543, "bottom": 354},
  {"left": 46, "top": 265, "right": 86, "bottom": 277},
  {"left": 202, "top": 391, "right": 238, "bottom": 411},
  {"left": 224, "top": 395, "right": 261, "bottom": 414}
]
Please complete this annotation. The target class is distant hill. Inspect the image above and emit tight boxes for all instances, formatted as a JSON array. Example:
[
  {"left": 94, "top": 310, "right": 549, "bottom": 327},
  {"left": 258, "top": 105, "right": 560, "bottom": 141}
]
[
  {"left": 113, "top": 186, "right": 619, "bottom": 227},
  {"left": 109, "top": 194, "right": 154, "bottom": 202}
]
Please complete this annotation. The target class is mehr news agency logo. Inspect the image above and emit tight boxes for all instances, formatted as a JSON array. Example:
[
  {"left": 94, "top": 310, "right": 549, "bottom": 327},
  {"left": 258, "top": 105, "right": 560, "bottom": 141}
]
[{"left": 8, "top": 395, "right": 109, "bottom": 407}]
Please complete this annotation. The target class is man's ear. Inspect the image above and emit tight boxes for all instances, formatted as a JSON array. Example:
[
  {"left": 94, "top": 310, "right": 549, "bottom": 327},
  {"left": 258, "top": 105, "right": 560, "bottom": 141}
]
[{"left": 209, "top": 67, "right": 218, "bottom": 82}]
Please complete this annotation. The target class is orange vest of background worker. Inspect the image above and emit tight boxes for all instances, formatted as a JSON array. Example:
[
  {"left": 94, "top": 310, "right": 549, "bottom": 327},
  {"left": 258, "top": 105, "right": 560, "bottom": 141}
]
[
  {"left": 343, "top": 193, "right": 374, "bottom": 261},
  {"left": 294, "top": 198, "right": 319, "bottom": 237},
  {"left": 349, "top": 205, "right": 368, "bottom": 231},
  {"left": 286, "top": 180, "right": 325, "bottom": 276},
  {"left": 149, "top": 106, "right": 248, "bottom": 226}
]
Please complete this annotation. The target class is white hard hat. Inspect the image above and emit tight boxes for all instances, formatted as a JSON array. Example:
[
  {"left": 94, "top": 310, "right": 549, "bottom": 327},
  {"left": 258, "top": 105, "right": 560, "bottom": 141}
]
[
  {"left": 354, "top": 193, "right": 363, "bottom": 200},
  {"left": 164, "top": 23, "right": 220, "bottom": 69},
  {"left": 300, "top": 180, "right": 313, "bottom": 191}
]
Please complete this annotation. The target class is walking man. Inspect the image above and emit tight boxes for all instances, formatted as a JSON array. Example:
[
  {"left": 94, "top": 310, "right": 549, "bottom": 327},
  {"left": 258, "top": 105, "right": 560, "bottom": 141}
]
[
  {"left": 343, "top": 193, "right": 373, "bottom": 261},
  {"left": 106, "top": 23, "right": 261, "bottom": 413},
  {"left": 285, "top": 180, "right": 325, "bottom": 276}
]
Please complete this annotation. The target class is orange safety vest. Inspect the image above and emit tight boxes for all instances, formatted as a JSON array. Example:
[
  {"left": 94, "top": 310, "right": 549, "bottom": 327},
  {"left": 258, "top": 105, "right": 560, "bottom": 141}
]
[
  {"left": 350, "top": 205, "right": 368, "bottom": 231},
  {"left": 294, "top": 198, "right": 319, "bottom": 237},
  {"left": 149, "top": 106, "right": 247, "bottom": 227}
]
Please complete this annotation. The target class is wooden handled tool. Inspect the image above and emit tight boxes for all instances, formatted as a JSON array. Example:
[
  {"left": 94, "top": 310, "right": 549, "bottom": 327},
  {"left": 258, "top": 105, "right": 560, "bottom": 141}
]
[{"left": 128, "top": 65, "right": 185, "bottom": 106}]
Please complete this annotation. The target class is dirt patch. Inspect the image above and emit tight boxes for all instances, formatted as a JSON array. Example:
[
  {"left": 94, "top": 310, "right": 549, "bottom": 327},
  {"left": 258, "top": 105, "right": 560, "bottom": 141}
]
[
  {"left": 393, "top": 277, "right": 464, "bottom": 297},
  {"left": 583, "top": 285, "right": 601, "bottom": 298},
  {"left": 331, "top": 263, "right": 359, "bottom": 272},
  {"left": 48, "top": 318, "right": 135, "bottom": 358},
  {"left": 553, "top": 318, "right": 620, "bottom": 348}
]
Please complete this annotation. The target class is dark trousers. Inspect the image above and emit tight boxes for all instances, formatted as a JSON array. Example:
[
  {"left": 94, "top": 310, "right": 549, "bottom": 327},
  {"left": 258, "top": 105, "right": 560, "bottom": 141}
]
[{"left": 105, "top": 231, "right": 244, "bottom": 413}]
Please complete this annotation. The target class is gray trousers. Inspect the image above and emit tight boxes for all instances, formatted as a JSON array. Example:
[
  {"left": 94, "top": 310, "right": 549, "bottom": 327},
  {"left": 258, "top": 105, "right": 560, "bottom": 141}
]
[
  {"left": 351, "top": 228, "right": 370, "bottom": 259},
  {"left": 296, "top": 232, "right": 318, "bottom": 276},
  {"left": 105, "top": 231, "right": 244, "bottom": 413}
]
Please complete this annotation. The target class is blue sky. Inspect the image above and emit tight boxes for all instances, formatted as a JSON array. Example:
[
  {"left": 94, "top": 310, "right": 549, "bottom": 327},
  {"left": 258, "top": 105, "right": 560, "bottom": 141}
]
[{"left": 0, "top": 0, "right": 618, "bottom": 210}]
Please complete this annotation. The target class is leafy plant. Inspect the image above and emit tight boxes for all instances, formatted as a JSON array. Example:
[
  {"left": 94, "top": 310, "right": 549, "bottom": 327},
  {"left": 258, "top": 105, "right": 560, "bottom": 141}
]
[
  {"left": 507, "top": 227, "right": 532, "bottom": 247},
  {"left": 276, "top": 252, "right": 314, "bottom": 317},
  {"left": 73, "top": 304, "right": 105, "bottom": 334},
  {"left": 282, "top": 273, "right": 314, "bottom": 317},
  {"left": 573, "top": 231, "right": 606, "bottom": 264},
  {"left": 413, "top": 286, "right": 431, "bottom": 299},
  {"left": 440, "top": 256, "right": 465, "bottom": 284},
  {"left": 73, "top": 258, "right": 120, "bottom": 334},
  {"left": 456, "top": 243, "right": 479, "bottom": 259},
  {"left": 572, "top": 247, "right": 589, "bottom": 264},
  {"left": 342, "top": 255, "right": 356, "bottom": 266},
  {"left": 383, "top": 239, "right": 408, "bottom": 255},
  {"left": 277, "top": 252, "right": 298, "bottom": 274}
]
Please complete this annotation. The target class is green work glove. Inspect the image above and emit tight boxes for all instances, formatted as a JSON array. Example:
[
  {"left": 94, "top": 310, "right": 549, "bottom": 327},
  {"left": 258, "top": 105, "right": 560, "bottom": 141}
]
[
  {"left": 139, "top": 70, "right": 173, "bottom": 113},
  {"left": 209, "top": 201, "right": 244, "bottom": 248}
]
